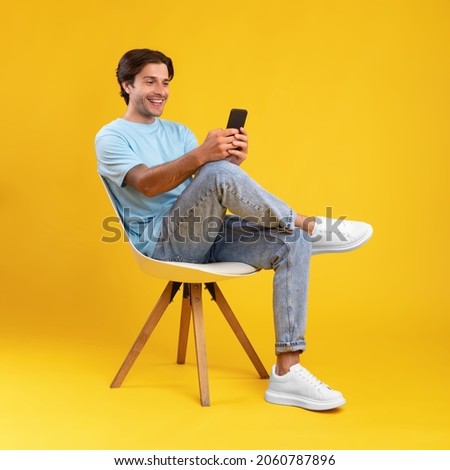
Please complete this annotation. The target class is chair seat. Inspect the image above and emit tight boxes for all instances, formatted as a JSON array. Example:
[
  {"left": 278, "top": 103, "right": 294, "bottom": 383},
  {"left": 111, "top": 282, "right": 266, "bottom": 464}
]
[{"left": 129, "top": 242, "right": 260, "bottom": 283}]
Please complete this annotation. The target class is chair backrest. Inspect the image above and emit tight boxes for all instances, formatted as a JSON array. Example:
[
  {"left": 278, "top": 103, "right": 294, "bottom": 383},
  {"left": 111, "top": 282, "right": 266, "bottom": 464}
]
[{"left": 99, "top": 176, "right": 259, "bottom": 283}]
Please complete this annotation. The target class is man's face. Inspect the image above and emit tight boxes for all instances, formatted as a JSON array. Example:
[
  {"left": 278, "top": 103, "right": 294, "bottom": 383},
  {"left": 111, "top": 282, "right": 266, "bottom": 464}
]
[{"left": 124, "top": 62, "right": 170, "bottom": 123}]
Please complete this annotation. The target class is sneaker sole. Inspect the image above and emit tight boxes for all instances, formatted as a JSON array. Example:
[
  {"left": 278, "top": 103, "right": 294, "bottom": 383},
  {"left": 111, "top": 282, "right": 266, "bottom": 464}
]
[
  {"left": 265, "top": 389, "right": 346, "bottom": 411},
  {"left": 311, "top": 225, "right": 373, "bottom": 255}
]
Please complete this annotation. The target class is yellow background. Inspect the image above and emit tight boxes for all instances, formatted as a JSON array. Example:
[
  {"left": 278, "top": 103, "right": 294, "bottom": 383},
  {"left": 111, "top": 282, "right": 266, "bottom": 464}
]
[{"left": 1, "top": 0, "right": 449, "bottom": 450}]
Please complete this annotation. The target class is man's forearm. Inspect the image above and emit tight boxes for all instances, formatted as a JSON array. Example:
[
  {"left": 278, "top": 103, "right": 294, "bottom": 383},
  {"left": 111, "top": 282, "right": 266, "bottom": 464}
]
[{"left": 125, "top": 147, "right": 206, "bottom": 197}]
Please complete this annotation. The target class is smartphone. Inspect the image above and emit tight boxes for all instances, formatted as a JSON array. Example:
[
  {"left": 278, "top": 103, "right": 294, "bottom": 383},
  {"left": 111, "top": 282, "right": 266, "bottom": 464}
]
[{"left": 226, "top": 108, "right": 248, "bottom": 130}]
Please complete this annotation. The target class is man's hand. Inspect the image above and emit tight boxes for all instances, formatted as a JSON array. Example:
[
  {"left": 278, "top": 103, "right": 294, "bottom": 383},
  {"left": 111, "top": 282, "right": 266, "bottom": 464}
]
[
  {"left": 225, "top": 127, "right": 248, "bottom": 166},
  {"left": 196, "top": 127, "right": 248, "bottom": 165}
]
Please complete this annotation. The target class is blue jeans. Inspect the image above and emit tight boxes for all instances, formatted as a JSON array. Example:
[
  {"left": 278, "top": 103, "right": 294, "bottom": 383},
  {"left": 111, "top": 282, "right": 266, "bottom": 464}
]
[{"left": 152, "top": 161, "right": 312, "bottom": 355}]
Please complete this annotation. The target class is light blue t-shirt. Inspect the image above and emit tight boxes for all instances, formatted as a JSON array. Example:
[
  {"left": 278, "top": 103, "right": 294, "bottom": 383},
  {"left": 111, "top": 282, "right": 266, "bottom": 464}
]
[{"left": 95, "top": 118, "right": 198, "bottom": 257}]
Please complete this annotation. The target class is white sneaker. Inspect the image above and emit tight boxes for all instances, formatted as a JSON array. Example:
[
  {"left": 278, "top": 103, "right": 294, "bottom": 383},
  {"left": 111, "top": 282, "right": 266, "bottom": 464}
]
[
  {"left": 311, "top": 216, "right": 373, "bottom": 254},
  {"left": 265, "top": 364, "right": 346, "bottom": 411}
]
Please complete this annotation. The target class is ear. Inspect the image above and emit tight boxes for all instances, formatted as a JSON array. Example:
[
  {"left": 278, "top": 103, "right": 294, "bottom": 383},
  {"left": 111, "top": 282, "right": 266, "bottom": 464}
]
[{"left": 121, "top": 81, "right": 133, "bottom": 94}]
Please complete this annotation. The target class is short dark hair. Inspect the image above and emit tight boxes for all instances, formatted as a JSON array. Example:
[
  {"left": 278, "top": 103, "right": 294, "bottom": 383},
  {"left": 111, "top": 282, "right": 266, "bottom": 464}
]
[{"left": 116, "top": 49, "right": 174, "bottom": 104}]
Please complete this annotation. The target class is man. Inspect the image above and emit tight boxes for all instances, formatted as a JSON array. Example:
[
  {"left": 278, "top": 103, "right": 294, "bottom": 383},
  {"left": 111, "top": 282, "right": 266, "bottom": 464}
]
[{"left": 95, "top": 48, "right": 373, "bottom": 411}]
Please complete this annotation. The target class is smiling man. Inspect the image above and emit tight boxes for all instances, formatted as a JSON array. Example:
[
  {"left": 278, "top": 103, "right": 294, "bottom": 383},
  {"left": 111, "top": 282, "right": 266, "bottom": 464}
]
[
  {"left": 95, "top": 48, "right": 373, "bottom": 411},
  {"left": 121, "top": 62, "right": 170, "bottom": 121}
]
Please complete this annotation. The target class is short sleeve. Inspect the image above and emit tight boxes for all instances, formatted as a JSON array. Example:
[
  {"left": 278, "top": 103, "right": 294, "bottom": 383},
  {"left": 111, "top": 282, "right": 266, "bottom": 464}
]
[{"left": 95, "top": 132, "right": 142, "bottom": 188}]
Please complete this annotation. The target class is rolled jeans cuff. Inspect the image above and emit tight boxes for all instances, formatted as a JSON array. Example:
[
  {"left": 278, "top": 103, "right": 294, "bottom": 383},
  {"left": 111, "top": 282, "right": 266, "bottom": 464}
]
[
  {"left": 283, "top": 208, "right": 296, "bottom": 232},
  {"left": 275, "top": 340, "right": 306, "bottom": 355}
]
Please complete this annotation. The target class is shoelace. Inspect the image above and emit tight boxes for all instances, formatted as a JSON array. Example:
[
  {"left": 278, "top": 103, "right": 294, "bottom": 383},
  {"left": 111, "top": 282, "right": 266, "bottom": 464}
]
[
  {"left": 318, "top": 219, "right": 354, "bottom": 242},
  {"left": 294, "top": 367, "right": 332, "bottom": 391}
]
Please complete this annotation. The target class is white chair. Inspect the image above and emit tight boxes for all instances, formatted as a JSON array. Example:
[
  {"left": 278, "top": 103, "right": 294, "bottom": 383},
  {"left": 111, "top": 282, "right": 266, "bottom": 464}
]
[{"left": 101, "top": 177, "right": 269, "bottom": 406}]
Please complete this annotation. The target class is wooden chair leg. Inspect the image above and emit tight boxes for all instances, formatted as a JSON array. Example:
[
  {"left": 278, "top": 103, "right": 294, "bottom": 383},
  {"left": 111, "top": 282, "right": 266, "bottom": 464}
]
[
  {"left": 189, "top": 283, "right": 210, "bottom": 407},
  {"left": 177, "top": 284, "right": 191, "bottom": 364},
  {"left": 111, "top": 280, "right": 265, "bottom": 406},
  {"left": 208, "top": 282, "right": 269, "bottom": 379},
  {"left": 110, "top": 281, "right": 181, "bottom": 388}
]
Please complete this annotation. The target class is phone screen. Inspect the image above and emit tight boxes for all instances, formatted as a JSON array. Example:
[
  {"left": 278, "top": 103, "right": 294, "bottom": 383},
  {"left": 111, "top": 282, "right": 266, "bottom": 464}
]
[{"left": 226, "top": 109, "right": 248, "bottom": 129}]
